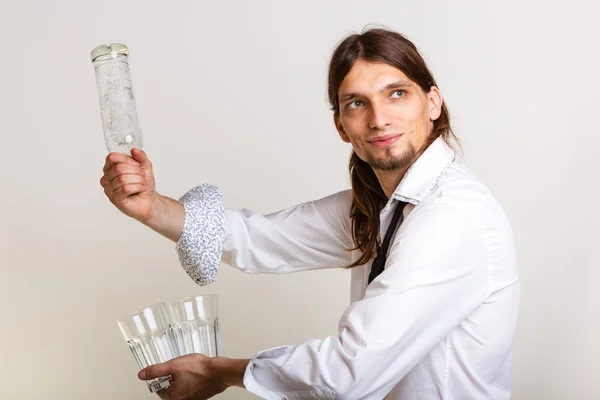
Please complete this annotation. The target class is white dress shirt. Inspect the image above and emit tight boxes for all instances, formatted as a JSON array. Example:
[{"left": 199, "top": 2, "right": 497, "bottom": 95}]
[{"left": 178, "top": 137, "right": 520, "bottom": 399}]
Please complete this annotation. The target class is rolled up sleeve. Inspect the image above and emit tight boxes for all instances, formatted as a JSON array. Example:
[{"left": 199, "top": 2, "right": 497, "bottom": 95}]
[
  {"left": 175, "top": 184, "right": 226, "bottom": 286},
  {"left": 174, "top": 186, "right": 355, "bottom": 284}
]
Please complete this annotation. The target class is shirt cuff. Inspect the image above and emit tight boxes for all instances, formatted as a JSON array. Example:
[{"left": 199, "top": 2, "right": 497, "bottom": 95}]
[
  {"left": 174, "top": 184, "right": 225, "bottom": 286},
  {"left": 243, "top": 346, "right": 337, "bottom": 400}
]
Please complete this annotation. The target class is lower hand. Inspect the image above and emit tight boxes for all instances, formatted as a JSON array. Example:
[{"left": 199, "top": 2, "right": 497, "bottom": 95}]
[{"left": 138, "top": 354, "right": 249, "bottom": 400}]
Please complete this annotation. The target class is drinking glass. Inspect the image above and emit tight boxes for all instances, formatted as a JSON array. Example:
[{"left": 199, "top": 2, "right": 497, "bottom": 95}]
[
  {"left": 117, "top": 303, "right": 175, "bottom": 392},
  {"left": 166, "top": 295, "right": 222, "bottom": 358}
]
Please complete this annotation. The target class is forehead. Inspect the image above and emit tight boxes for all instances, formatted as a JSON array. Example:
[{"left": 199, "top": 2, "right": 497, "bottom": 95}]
[{"left": 339, "top": 60, "right": 416, "bottom": 95}]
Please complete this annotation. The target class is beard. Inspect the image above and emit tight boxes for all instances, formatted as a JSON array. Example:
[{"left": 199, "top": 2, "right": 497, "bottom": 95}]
[{"left": 366, "top": 142, "right": 418, "bottom": 172}]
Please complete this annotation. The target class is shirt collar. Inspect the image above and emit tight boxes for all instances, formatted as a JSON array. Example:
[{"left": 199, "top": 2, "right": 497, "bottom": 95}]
[{"left": 385, "top": 136, "right": 456, "bottom": 209}]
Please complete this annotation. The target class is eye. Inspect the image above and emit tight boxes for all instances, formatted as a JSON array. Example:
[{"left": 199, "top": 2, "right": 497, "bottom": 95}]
[
  {"left": 347, "top": 100, "right": 364, "bottom": 110},
  {"left": 391, "top": 90, "right": 406, "bottom": 98}
]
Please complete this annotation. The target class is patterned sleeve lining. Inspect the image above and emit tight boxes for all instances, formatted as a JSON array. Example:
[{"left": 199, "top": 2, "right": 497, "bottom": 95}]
[{"left": 175, "top": 184, "right": 225, "bottom": 286}]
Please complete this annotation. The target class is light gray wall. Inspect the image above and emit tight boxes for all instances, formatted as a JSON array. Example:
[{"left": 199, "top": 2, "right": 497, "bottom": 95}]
[{"left": 0, "top": 1, "right": 597, "bottom": 399}]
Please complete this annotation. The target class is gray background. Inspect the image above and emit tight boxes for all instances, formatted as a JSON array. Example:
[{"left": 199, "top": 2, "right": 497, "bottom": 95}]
[{"left": 1, "top": 0, "right": 597, "bottom": 399}]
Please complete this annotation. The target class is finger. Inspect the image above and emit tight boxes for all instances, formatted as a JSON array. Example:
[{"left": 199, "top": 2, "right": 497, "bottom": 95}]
[
  {"left": 104, "top": 163, "right": 146, "bottom": 183},
  {"left": 131, "top": 148, "right": 151, "bottom": 167},
  {"left": 139, "top": 362, "right": 172, "bottom": 381},
  {"left": 158, "top": 392, "right": 169, "bottom": 400},
  {"left": 112, "top": 184, "right": 147, "bottom": 203},
  {"left": 157, "top": 386, "right": 171, "bottom": 400},
  {"left": 131, "top": 149, "right": 153, "bottom": 176},
  {"left": 109, "top": 174, "right": 146, "bottom": 192},
  {"left": 103, "top": 152, "right": 140, "bottom": 173}
]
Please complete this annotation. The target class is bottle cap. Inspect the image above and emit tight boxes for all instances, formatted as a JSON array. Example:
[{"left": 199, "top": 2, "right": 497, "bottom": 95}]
[{"left": 90, "top": 43, "right": 129, "bottom": 62}]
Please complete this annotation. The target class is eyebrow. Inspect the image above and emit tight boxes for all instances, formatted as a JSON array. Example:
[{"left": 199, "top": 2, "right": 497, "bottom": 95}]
[{"left": 340, "top": 80, "right": 412, "bottom": 102}]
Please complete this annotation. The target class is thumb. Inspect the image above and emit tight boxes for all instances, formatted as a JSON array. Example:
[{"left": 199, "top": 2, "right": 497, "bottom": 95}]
[
  {"left": 131, "top": 148, "right": 151, "bottom": 167},
  {"left": 139, "top": 362, "right": 172, "bottom": 380}
]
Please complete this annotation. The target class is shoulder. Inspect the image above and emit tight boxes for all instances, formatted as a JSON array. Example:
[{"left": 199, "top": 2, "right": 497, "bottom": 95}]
[
  {"left": 422, "top": 157, "right": 509, "bottom": 224},
  {"left": 401, "top": 159, "right": 519, "bottom": 282},
  {"left": 401, "top": 159, "right": 511, "bottom": 248}
]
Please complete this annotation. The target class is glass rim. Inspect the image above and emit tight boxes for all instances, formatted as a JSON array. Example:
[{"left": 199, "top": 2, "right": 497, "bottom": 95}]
[
  {"left": 116, "top": 301, "right": 168, "bottom": 324},
  {"left": 116, "top": 295, "right": 220, "bottom": 323},
  {"left": 175, "top": 294, "right": 219, "bottom": 303},
  {"left": 91, "top": 43, "right": 129, "bottom": 62}
]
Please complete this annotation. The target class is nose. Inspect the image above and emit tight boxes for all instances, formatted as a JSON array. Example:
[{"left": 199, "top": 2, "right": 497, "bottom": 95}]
[{"left": 368, "top": 101, "right": 392, "bottom": 130}]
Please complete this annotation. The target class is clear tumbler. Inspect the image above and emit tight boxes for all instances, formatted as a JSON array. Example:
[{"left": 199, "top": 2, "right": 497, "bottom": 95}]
[
  {"left": 117, "top": 303, "right": 174, "bottom": 392},
  {"left": 167, "top": 295, "right": 222, "bottom": 358},
  {"left": 90, "top": 43, "right": 143, "bottom": 155}
]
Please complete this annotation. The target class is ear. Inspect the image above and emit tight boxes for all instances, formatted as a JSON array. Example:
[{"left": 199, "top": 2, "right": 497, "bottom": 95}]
[
  {"left": 334, "top": 114, "right": 351, "bottom": 143},
  {"left": 427, "top": 86, "right": 443, "bottom": 121}
]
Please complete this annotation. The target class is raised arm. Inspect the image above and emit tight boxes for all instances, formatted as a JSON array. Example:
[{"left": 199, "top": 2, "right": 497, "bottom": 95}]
[{"left": 175, "top": 184, "right": 357, "bottom": 284}]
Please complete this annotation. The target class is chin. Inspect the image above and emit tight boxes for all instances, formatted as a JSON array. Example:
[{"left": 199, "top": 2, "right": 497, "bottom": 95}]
[{"left": 367, "top": 144, "right": 417, "bottom": 171}]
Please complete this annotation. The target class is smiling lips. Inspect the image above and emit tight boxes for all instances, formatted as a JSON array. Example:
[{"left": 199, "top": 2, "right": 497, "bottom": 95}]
[{"left": 369, "top": 133, "right": 403, "bottom": 148}]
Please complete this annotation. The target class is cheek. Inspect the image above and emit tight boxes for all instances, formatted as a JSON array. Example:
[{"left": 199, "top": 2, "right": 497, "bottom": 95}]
[
  {"left": 400, "top": 103, "right": 431, "bottom": 129},
  {"left": 345, "top": 115, "right": 364, "bottom": 131},
  {"left": 342, "top": 118, "right": 368, "bottom": 147},
  {"left": 349, "top": 136, "right": 366, "bottom": 151}
]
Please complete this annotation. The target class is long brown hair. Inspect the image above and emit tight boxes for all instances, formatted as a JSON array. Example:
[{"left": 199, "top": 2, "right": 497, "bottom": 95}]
[{"left": 327, "top": 27, "right": 458, "bottom": 268}]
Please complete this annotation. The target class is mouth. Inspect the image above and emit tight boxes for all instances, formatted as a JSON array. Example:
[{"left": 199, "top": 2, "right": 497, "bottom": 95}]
[{"left": 368, "top": 133, "right": 403, "bottom": 148}]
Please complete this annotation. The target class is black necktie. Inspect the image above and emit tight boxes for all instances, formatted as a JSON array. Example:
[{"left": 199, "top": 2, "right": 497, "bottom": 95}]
[{"left": 368, "top": 200, "right": 408, "bottom": 284}]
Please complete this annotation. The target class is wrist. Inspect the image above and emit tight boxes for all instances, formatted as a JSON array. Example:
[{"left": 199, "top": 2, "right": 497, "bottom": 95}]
[
  {"left": 210, "top": 357, "right": 250, "bottom": 389},
  {"left": 141, "top": 193, "right": 185, "bottom": 242},
  {"left": 142, "top": 192, "right": 166, "bottom": 224}
]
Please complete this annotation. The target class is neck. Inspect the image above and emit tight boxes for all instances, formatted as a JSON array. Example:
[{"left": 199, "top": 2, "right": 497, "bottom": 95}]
[{"left": 373, "top": 168, "right": 410, "bottom": 199}]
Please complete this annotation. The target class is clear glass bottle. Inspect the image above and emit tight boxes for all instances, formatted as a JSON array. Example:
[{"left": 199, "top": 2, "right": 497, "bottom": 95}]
[{"left": 91, "top": 43, "right": 143, "bottom": 154}]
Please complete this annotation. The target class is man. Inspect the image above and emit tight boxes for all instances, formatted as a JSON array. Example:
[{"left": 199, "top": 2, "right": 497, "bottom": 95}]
[{"left": 100, "top": 28, "right": 520, "bottom": 399}]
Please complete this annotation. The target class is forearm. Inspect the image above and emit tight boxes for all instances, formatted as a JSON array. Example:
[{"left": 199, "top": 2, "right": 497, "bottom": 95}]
[
  {"left": 210, "top": 357, "right": 250, "bottom": 389},
  {"left": 142, "top": 193, "right": 185, "bottom": 242}
]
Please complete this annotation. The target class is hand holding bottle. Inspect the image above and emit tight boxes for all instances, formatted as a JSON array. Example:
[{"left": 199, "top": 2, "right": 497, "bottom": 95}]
[
  {"left": 100, "top": 149, "right": 184, "bottom": 242},
  {"left": 100, "top": 148, "right": 157, "bottom": 221}
]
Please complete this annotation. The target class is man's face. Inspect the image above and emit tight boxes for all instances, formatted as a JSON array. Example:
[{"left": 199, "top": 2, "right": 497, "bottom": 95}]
[{"left": 335, "top": 60, "right": 442, "bottom": 172}]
